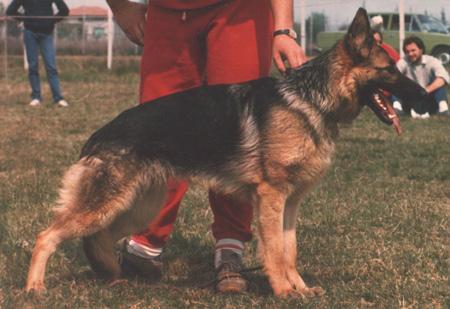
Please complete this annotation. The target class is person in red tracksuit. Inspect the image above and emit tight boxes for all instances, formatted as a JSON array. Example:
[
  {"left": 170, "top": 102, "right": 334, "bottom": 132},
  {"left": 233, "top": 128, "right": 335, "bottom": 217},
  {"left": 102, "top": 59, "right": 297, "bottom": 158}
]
[{"left": 106, "top": 0, "right": 306, "bottom": 293}]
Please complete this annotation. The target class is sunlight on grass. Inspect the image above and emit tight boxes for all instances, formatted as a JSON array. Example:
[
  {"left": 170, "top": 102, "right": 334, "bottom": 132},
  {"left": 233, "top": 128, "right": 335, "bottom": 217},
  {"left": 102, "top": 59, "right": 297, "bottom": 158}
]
[{"left": 0, "top": 57, "right": 448, "bottom": 307}]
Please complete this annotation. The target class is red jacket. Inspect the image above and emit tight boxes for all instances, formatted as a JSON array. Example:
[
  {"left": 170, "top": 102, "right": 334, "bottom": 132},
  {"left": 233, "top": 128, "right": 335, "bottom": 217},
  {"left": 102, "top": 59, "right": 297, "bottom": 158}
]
[
  {"left": 151, "top": 0, "right": 223, "bottom": 10},
  {"left": 380, "top": 42, "right": 400, "bottom": 63}
]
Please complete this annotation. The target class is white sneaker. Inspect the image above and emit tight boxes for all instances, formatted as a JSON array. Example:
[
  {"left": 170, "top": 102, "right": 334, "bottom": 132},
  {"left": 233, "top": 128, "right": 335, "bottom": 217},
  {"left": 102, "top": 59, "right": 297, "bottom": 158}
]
[
  {"left": 393, "top": 101, "right": 403, "bottom": 110},
  {"left": 29, "top": 99, "right": 41, "bottom": 106},
  {"left": 438, "top": 100, "right": 449, "bottom": 113},
  {"left": 56, "top": 99, "right": 69, "bottom": 107},
  {"left": 410, "top": 109, "right": 430, "bottom": 119},
  {"left": 410, "top": 109, "right": 421, "bottom": 119},
  {"left": 420, "top": 112, "right": 430, "bottom": 119},
  {"left": 393, "top": 101, "right": 405, "bottom": 116}
]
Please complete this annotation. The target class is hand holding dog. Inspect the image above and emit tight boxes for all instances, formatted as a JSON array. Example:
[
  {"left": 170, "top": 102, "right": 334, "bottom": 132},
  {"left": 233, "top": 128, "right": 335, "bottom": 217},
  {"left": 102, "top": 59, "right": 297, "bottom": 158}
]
[
  {"left": 273, "top": 35, "right": 307, "bottom": 72},
  {"left": 108, "top": 0, "right": 147, "bottom": 46}
]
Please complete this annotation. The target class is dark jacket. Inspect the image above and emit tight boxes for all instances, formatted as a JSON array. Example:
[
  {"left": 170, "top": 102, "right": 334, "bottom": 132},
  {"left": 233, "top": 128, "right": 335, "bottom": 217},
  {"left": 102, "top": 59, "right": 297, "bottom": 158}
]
[{"left": 6, "top": 0, "right": 69, "bottom": 34}]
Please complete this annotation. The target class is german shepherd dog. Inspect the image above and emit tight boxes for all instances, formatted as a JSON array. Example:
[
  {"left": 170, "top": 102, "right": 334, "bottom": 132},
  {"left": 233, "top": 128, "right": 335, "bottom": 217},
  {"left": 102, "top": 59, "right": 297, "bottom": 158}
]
[{"left": 26, "top": 8, "right": 427, "bottom": 297}]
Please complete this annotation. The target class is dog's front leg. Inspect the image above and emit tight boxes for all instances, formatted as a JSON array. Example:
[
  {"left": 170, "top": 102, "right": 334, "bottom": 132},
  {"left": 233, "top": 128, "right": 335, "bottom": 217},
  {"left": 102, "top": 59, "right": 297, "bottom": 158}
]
[
  {"left": 283, "top": 192, "right": 325, "bottom": 297},
  {"left": 255, "top": 182, "right": 292, "bottom": 297}
]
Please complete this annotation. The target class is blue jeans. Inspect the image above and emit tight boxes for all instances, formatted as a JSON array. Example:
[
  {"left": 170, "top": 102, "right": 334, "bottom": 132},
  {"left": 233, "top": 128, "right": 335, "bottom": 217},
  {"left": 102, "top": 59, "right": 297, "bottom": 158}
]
[
  {"left": 432, "top": 86, "right": 448, "bottom": 104},
  {"left": 23, "top": 29, "right": 63, "bottom": 102}
]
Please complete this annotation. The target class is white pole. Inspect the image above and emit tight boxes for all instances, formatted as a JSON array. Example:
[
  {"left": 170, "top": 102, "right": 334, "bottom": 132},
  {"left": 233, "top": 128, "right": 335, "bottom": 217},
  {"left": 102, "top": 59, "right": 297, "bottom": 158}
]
[
  {"left": 300, "top": 0, "right": 306, "bottom": 49},
  {"left": 309, "top": 13, "right": 313, "bottom": 55},
  {"left": 399, "top": 0, "right": 405, "bottom": 58},
  {"left": 3, "top": 0, "right": 8, "bottom": 82},
  {"left": 107, "top": 7, "right": 113, "bottom": 69},
  {"left": 82, "top": 14, "right": 86, "bottom": 54}
]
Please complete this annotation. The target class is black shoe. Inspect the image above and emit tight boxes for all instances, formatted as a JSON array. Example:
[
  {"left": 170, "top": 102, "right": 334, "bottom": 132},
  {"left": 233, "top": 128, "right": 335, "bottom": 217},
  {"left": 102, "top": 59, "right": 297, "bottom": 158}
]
[
  {"left": 215, "top": 250, "right": 248, "bottom": 293},
  {"left": 116, "top": 238, "right": 163, "bottom": 280},
  {"left": 438, "top": 110, "right": 450, "bottom": 116}
]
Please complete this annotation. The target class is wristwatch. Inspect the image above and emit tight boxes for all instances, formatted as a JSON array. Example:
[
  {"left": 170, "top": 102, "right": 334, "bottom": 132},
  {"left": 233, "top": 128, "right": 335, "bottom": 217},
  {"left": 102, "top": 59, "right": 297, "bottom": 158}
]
[{"left": 273, "top": 28, "right": 298, "bottom": 40}]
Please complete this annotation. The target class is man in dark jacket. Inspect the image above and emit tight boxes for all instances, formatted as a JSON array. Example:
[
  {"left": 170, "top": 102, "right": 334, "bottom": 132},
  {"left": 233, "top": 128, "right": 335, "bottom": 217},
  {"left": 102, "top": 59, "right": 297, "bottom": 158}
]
[{"left": 6, "top": 0, "right": 69, "bottom": 107}]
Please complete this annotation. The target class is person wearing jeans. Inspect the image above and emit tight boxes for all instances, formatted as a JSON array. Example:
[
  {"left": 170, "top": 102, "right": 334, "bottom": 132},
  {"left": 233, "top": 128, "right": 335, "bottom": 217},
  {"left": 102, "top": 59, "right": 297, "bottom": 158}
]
[{"left": 6, "top": 0, "right": 69, "bottom": 107}]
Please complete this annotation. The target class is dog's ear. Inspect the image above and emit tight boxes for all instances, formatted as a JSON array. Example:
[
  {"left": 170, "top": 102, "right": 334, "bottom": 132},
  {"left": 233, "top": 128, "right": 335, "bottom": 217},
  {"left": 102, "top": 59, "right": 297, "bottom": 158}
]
[{"left": 346, "top": 8, "right": 373, "bottom": 59}]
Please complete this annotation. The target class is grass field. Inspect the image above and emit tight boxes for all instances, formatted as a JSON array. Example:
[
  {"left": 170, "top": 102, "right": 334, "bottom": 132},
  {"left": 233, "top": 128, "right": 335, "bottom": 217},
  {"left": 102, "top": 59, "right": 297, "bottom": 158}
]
[{"left": 0, "top": 57, "right": 449, "bottom": 308}]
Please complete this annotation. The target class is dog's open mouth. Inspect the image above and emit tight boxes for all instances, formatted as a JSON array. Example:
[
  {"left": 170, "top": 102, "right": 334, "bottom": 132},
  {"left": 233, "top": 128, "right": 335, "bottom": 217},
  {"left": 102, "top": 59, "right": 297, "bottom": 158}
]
[{"left": 367, "top": 89, "right": 402, "bottom": 135}]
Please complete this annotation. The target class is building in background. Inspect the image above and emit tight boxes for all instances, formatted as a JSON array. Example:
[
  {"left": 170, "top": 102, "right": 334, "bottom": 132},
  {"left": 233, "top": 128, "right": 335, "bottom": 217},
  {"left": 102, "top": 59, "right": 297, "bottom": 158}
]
[{"left": 69, "top": 6, "right": 108, "bottom": 40}]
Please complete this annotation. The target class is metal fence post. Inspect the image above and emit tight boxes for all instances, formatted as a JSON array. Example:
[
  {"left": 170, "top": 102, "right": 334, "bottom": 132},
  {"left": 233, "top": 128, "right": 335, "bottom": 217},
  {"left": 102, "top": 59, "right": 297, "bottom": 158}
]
[
  {"left": 399, "top": 0, "right": 405, "bottom": 58},
  {"left": 107, "top": 7, "right": 113, "bottom": 69},
  {"left": 2, "top": 0, "right": 7, "bottom": 83}
]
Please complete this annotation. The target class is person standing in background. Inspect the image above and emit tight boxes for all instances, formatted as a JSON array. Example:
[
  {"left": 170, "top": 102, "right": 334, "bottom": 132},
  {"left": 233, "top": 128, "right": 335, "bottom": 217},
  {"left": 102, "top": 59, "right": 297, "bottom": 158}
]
[{"left": 6, "top": 0, "right": 69, "bottom": 107}]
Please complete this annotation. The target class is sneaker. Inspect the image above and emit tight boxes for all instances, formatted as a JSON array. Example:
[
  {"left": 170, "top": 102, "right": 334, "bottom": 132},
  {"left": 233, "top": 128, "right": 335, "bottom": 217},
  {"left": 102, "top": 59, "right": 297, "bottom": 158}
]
[
  {"left": 410, "top": 109, "right": 420, "bottom": 119},
  {"left": 29, "top": 99, "right": 41, "bottom": 106},
  {"left": 438, "top": 110, "right": 450, "bottom": 116},
  {"left": 56, "top": 99, "right": 69, "bottom": 107},
  {"left": 393, "top": 101, "right": 405, "bottom": 116},
  {"left": 421, "top": 112, "right": 430, "bottom": 119},
  {"left": 215, "top": 249, "right": 248, "bottom": 293},
  {"left": 438, "top": 101, "right": 449, "bottom": 114},
  {"left": 411, "top": 109, "right": 429, "bottom": 119},
  {"left": 116, "top": 238, "right": 163, "bottom": 280}
]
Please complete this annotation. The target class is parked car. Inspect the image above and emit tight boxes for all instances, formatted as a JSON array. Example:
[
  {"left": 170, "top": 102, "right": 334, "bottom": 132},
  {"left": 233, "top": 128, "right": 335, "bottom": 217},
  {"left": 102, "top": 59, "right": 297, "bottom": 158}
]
[{"left": 316, "top": 12, "right": 450, "bottom": 65}]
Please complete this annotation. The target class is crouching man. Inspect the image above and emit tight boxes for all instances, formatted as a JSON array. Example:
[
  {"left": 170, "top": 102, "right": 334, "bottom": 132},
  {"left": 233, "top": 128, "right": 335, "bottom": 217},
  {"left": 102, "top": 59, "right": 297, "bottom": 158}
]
[{"left": 395, "top": 36, "right": 449, "bottom": 118}]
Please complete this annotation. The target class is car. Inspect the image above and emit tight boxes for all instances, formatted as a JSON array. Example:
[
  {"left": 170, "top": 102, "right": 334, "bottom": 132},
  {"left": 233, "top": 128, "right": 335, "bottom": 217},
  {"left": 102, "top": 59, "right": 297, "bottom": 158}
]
[{"left": 316, "top": 12, "right": 450, "bottom": 65}]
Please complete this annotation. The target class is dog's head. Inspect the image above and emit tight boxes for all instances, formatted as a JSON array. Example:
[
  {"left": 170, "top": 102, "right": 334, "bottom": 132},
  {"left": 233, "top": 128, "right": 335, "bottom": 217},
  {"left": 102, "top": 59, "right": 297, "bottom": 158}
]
[{"left": 342, "top": 8, "right": 428, "bottom": 133}]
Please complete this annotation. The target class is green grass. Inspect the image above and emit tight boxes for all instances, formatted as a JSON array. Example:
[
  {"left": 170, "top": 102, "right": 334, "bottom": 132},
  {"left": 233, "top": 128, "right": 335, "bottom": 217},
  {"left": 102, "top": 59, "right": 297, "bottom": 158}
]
[{"left": 0, "top": 57, "right": 449, "bottom": 308}]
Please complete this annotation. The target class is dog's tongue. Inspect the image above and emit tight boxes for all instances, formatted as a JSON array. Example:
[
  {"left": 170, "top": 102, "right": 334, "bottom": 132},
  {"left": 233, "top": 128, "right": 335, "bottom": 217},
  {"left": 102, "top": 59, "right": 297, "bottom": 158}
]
[
  {"left": 391, "top": 111, "right": 402, "bottom": 135},
  {"left": 372, "top": 91, "right": 402, "bottom": 135},
  {"left": 382, "top": 94, "right": 402, "bottom": 135}
]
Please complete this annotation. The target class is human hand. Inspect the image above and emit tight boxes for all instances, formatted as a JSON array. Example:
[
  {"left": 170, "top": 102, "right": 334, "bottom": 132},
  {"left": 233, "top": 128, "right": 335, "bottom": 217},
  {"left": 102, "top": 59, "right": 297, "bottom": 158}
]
[
  {"left": 272, "top": 35, "right": 307, "bottom": 73},
  {"left": 110, "top": 1, "right": 147, "bottom": 46}
]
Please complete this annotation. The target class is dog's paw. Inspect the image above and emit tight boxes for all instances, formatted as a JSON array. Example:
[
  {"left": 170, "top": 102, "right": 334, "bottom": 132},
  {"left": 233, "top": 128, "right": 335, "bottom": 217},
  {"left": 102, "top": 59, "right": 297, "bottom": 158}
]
[
  {"left": 272, "top": 281, "right": 296, "bottom": 298},
  {"left": 108, "top": 278, "right": 129, "bottom": 287},
  {"left": 296, "top": 285, "right": 325, "bottom": 298},
  {"left": 25, "top": 281, "right": 47, "bottom": 294}
]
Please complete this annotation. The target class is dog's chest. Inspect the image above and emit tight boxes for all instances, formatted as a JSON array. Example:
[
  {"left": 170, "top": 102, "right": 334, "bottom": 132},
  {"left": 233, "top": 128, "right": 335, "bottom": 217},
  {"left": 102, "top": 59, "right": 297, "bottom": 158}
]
[
  {"left": 289, "top": 141, "right": 334, "bottom": 185},
  {"left": 262, "top": 138, "right": 335, "bottom": 188}
]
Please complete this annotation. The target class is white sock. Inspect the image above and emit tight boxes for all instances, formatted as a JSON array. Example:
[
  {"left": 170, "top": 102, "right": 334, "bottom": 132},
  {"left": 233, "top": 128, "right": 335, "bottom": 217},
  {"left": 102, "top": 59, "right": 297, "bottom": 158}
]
[
  {"left": 393, "top": 101, "right": 403, "bottom": 110},
  {"left": 127, "top": 239, "right": 163, "bottom": 259},
  {"left": 214, "top": 238, "right": 244, "bottom": 268},
  {"left": 438, "top": 100, "right": 449, "bottom": 113}
]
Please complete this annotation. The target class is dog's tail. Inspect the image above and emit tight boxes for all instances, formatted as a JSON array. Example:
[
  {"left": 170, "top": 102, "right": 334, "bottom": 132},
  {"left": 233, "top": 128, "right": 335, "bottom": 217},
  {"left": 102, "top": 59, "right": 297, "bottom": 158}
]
[{"left": 83, "top": 230, "right": 120, "bottom": 280}]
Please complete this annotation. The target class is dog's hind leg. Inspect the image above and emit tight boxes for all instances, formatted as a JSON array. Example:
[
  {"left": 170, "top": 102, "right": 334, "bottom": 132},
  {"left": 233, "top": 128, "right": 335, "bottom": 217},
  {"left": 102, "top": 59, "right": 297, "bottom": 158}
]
[
  {"left": 26, "top": 158, "right": 153, "bottom": 292},
  {"left": 82, "top": 229, "right": 120, "bottom": 281},
  {"left": 26, "top": 211, "right": 124, "bottom": 292},
  {"left": 283, "top": 191, "right": 324, "bottom": 297},
  {"left": 82, "top": 185, "right": 169, "bottom": 283},
  {"left": 25, "top": 222, "right": 72, "bottom": 292}
]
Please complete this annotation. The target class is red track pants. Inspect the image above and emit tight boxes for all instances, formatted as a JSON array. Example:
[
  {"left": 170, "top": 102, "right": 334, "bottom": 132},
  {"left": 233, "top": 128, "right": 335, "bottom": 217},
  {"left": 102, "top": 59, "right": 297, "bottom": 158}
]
[{"left": 132, "top": 0, "right": 273, "bottom": 249}]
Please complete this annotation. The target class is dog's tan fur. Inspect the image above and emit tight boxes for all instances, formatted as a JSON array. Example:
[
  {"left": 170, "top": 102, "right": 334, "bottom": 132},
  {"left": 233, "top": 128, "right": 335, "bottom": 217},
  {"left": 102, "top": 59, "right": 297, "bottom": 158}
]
[{"left": 25, "top": 8, "right": 426, "bottom": 297}]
